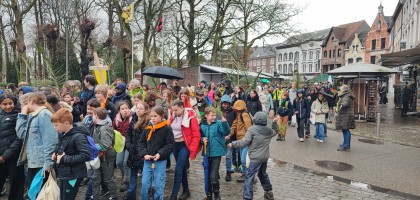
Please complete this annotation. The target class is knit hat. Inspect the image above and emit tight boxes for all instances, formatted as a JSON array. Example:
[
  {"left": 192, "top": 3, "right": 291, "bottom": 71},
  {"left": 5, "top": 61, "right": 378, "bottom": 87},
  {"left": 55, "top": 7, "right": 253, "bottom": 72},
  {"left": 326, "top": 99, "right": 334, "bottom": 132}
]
[
  {"left": 20, "top": 86, "right": 35, "bottom": 94},
  {"left": 116, "top": 83, "right": 127, "bottom": 91}
]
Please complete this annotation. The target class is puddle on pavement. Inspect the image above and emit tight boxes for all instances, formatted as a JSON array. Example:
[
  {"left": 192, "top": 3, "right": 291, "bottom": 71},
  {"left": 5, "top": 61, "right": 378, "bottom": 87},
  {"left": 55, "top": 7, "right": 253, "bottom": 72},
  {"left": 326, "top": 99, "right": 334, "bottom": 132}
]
[
  {"left": 358, "top": 138, "right": 385, "bottom": 145},
  {"left": 315, "top": 160, "right": 354, "bottom": 171}
]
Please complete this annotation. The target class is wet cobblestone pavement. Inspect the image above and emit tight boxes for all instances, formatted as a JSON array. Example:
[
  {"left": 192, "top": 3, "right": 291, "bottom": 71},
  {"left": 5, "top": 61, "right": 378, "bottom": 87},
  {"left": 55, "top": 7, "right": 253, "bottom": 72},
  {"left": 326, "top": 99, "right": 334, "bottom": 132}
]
[
  {"left": 67, "top": 158, "right": 408, "bottom": 200},
  {"left": 350, "top": 96, "right": 420, "bottom": 147}
]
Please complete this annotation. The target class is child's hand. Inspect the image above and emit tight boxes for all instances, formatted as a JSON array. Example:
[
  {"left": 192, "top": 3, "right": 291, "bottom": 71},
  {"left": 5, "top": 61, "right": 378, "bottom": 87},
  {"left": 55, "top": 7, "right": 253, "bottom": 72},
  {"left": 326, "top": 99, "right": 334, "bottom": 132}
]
[
  {"left": 203, "top": 137, "right": 208, "bottom": 144},
  {"left": 51, "top": 153, "right": 57, "bottom": 161},
  {"left": 225, "top": 135, "right": 230, "bottom": 140},
  {"left": 153, "top": 153, "right": 160, "bottom": 161},
  {"left": 221, "top": 117, "right": 226, "bottom": 122},
  {"left": 227, "top": 143, "right": 232, "bottom": 148},
  {"left": 56, "top": 152, "right": 65, "bottom": 164}
]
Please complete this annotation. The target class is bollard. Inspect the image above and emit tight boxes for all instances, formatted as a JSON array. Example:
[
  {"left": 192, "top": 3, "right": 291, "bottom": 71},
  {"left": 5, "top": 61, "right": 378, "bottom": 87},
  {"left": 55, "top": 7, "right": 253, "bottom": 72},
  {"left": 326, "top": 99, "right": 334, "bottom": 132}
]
[{"left": 376, "top": 113, "right": 381, "bottom": 136}]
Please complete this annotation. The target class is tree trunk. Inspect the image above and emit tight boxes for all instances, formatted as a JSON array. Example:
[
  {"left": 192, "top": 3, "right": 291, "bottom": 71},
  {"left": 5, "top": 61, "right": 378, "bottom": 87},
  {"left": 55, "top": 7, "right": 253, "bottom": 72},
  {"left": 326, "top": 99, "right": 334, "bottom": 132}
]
[
  {"left": 186, "top": 1, "right": 197, "bottom": 67},
  {"left": 0, "top": 16, "right": 9, "bottom": 82},
  {"left": 107, "top": 0, "right": 114, "bottom": 63}
]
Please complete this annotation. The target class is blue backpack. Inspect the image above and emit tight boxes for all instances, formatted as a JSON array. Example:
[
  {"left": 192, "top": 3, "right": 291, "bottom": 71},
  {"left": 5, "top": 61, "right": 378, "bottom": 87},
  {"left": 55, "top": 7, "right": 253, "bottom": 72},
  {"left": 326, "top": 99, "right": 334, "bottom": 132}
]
[{"left": 74, "top": 122, "right": 99, "bottom": 161}]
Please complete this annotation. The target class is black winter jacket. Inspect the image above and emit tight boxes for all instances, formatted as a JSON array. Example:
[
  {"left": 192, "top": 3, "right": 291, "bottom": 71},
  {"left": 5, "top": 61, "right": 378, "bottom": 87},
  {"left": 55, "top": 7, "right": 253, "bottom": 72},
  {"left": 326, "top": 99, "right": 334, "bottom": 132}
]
[
  {"left": 0, "top": 107, "right": 22, "bottom": 161},
  {"left": 55, "top": 126, "right": 90, "bottom": 180},
  {"left": 126, "top": 115, "right": 145, "bottom": 168},
  {"left": 246, "top": 95, "right": 262, "bottom": 116},
  {"left": 139, "top": 123, "right": 174, "bottom": 161}
]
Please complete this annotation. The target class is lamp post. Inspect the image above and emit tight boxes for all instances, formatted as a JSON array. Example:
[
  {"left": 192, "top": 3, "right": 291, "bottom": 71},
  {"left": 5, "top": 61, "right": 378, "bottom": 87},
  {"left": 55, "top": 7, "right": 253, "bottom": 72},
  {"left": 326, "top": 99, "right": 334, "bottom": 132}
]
[{"left": 333, "top": 39, "right": 339, "bottom": 70}]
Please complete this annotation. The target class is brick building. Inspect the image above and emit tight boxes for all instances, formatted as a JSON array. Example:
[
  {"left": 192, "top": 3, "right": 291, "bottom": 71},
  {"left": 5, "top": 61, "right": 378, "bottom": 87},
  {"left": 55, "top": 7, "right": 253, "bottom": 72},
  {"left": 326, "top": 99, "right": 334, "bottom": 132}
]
[{"left": 248, "top": 44, "right": 281, "bottom": 75}]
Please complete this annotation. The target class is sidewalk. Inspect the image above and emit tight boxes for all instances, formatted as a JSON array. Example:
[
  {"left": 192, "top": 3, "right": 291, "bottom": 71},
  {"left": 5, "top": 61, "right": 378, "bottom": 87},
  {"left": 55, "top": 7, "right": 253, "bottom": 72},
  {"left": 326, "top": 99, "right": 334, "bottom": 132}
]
[
  {"left": 351, "top": 96, "right": 420, "bottom": 147},
  {"left": 271, "top": 123, "right": 420, "bottom": 198}
]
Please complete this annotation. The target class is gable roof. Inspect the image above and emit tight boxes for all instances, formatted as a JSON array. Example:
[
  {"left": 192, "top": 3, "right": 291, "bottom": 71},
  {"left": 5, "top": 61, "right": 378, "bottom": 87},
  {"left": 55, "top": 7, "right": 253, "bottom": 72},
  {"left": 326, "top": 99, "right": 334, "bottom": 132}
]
[
  {"left": 250, "top": 43, "right": 283, "bottom": 59},
  {"left": 276, "top": 28, "right": 330, "bottom": 49},
  {"left": 383, "top": 16, "right": 392, "bottom": 26},
  {"left": 322, "top": 20, "right": 370, "bottom": 47}
]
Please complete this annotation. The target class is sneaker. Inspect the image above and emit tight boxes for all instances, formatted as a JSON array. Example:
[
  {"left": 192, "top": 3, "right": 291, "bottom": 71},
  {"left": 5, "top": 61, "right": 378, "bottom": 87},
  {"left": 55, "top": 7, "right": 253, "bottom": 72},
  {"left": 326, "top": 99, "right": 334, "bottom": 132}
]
[
  {"left": 305, "top": 133, "right": 310, "bottom": 138},
  {"left": 225, "top": 172, "right": 232, "bottom": 182},
  {"left": 280, "top": 135, "right": 285, "bottom": 141},
  {"left": 316, "top": 139, "right": 320, "bottom": 142},
  {"left": 100, "top": 190, "right": 110, "bottom": 197},
  {"left": 319, "top": 140, "right": 324, "bottom": 143},
  {"left": 276, "top": 135, "right": 281, "bottom": 141},
  {"left": 120, "top": 182, "right": 129, "bottom": 192},
  {"left": 299, "top": 138, "right": 304, "bottom": 142},
  {"left": 179, "top": 190, "right": 191, "bottom": 200},
  {"left": 236, "top": 174, "right": 245, "bottom": 183},
  {"left": 264, "top": 190, "right": 274, "bottom": 200},
  {"left": 339, "top": 144, "right": 350, "bottom": 149},
  {"left": 253, "top": 177, "right": 258, "bottom": 184},
  {"left": 108, "top": 197, "right": 118, "bottom": 200},
  {"left": 337, "top": 147, "right": 350, "bottom": 151}
]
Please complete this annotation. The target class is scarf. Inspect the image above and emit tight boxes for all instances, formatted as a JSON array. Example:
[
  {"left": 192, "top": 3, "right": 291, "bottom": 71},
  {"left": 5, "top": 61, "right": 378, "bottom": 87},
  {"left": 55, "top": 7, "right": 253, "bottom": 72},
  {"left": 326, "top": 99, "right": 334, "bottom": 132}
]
[{"left": 145, "top": 120, "right": 169, "bottom": 141}]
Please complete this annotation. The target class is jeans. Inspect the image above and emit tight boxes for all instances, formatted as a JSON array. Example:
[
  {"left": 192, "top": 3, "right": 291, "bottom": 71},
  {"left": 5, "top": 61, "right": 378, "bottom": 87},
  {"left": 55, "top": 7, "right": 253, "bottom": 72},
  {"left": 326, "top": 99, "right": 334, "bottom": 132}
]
[
  {"left": 304, "top": 118, "right": 311, "bottom": 135},
  {"left": 141, "top": 160, "right": 166, "bottom": 200},
  {"left": 126, "top": 167, "right": 141, "bottom": 200},
  {"left": 225, "top": 146, "right": 233, "bottom": 172},
  {"left": 207, "top": 157, "right": 221, "bottom": 195},
  {"left": 92, "top": 159, "right": 116, "bottom": 198},
  {"left": 273, "top": 100, "right": 279, "bottom": 114},
  {"left": 342, "top": 129, "right": 351, "bottom": 149},
  {"left": 315, "top": 123, "right": 325, "bottom": 141},
  {"left": 402, "top": 101, "right": 409, "bottom": 116},
  {"left": 243, "top": 162, "right": 272, "bottom": 200},
  {"left": 0, "top": 157, "right": 24, "bottom": 200},
  {"left": 240, "top": 146, "right": 249, "bottom": 175},
  {"left": 116, "top": 149, "right": 130, "bottom": 183},
  {"left": 59, "top": 178, "right": 83, "bottom": 200},
  {"left": 170, "top": 142, "right": 190, "bottom": 198},
  {"left": 296, "top": 117, "right": 306, "bottom": 138}
]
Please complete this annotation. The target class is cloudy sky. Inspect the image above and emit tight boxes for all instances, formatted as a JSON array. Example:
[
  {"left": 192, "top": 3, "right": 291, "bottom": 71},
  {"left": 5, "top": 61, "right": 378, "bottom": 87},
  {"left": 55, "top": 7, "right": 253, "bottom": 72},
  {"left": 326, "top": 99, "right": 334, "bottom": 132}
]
[{"left": 259, "top": 0, "right": 398, "bottom": 45}]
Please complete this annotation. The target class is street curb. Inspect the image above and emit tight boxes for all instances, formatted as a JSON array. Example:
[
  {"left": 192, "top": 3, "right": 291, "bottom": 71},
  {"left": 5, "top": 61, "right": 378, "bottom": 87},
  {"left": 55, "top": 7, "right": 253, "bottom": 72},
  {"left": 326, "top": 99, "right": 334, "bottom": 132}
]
[
  {"left": 271, "top": 158, "right": 420, "bottom": 200},
  {"left": 349, "top": 131, "right": 420, "bottom": 148}
]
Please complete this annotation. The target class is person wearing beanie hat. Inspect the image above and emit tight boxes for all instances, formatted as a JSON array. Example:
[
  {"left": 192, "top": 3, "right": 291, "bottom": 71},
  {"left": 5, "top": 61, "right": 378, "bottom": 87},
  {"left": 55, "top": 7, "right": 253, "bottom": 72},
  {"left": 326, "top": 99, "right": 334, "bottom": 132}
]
[
  {"left": 18, "top": 86, "right": 35, "bottom": 97},
  {"left": 223, "top": 79, "right": 234, "bottom": 96},
  {"left": 293, "top": 89, "right": 308, "bottom": 142},
  {"left": 220, "top": 94, "right": 237, "bottom": 182},
  {"left": 111, "top": 83, "right": 132, "bottom": 108}
]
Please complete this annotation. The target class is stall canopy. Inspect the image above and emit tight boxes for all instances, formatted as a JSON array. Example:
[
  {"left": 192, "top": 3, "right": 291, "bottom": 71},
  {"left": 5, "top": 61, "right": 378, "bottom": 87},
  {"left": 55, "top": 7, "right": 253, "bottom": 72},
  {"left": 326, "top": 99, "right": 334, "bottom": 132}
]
[{"left": 381, "top": 46, "right": 420, "bottom": 66}]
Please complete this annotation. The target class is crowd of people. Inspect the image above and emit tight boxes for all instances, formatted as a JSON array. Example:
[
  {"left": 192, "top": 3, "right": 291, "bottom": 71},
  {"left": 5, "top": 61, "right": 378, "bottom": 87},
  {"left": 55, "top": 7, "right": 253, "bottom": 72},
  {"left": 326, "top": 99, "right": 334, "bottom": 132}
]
[{"left": 0, "top": 75, "right": 355, "bottom": 200}]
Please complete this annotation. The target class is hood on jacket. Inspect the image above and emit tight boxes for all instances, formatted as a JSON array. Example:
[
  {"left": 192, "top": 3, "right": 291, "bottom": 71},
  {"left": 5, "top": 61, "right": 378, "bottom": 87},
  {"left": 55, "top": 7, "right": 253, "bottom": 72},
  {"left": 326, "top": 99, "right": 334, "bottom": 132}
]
[
  {"left": 223, "top": 79, "right": 232, "bottom": 88},
  {"left": 221, "top": 95, "right": 231, "bottom": 104},
  {"left": 21, "top": 86, "right": 35, "bottom": 94},
  {"left": 116, "top": 83, "right": 127, "bottom": 92},
  {"left": 253, "top": 112, "right": 267, "bottom": 126},
  {"left": 232, "top": 100, "right": 247, "bottom": 111},
  {"left": 297, "top": 89, "right": 305, "bottom": 95},
  {"left": 96, "top": 117, "right": 112, "bottom": 126}
]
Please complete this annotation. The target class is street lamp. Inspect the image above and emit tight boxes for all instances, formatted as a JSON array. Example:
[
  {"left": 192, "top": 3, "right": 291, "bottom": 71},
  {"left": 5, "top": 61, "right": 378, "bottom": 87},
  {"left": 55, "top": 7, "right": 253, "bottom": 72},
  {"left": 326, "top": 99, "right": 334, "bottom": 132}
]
[{"left": 333, "top": 39, "right": 339, "bottom": 70}]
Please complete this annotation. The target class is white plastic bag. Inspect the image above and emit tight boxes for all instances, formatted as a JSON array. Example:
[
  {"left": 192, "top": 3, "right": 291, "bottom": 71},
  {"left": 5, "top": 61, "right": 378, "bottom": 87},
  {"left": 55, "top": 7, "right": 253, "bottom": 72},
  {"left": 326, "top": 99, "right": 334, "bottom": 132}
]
[
  {"left": 36, "top": 171, "right": 60, "bottom": 200},
  {"left": 89, "top": 156, "right": 101, "bottom": 170}
]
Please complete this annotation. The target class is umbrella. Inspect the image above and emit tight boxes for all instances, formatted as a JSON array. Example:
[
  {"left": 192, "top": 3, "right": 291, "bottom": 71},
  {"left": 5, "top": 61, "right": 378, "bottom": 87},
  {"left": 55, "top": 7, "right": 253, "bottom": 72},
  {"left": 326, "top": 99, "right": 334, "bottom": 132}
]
[
  {"left": 141, "top": 66, "right": 184, "bottom": 80},
  {"left": 203, "top": 141, "right": 209, "bottom": 195},
  {"left": 261, "top": 78, "right": 270, "bottom": 83}
]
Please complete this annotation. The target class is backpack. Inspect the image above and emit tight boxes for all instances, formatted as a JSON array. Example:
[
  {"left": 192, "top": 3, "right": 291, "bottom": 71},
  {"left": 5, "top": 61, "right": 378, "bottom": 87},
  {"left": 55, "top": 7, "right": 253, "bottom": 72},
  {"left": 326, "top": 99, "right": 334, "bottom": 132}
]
[
  {"left": 114, "top": 130, "right": 125, "bottom": 153},
  {"left": 74, "top": 122, "right": 99, "bottom": 161}
]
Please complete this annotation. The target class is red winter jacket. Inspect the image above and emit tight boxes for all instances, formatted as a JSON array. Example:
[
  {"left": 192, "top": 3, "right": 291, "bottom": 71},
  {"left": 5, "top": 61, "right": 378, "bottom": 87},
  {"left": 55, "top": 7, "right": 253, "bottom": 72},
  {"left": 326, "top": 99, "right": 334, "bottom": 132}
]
[
  {"left": 169, "top": 108, "right": 201, "bottom": 159},
  {"left": 112, "top": 113, "right": 132, "bottom": 137}
]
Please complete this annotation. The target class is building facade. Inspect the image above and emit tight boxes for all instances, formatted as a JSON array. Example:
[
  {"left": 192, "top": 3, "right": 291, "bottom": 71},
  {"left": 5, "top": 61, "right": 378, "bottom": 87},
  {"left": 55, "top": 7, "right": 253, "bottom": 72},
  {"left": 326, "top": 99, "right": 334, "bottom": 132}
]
[
  {"left": 248, "top": 44, "right": 281, "bottom": 75},
  {"left": 275, "top": 29, "right": 330, "bottom": 78},
  {"left": 365, "top": 4, "right": 392, "bottom": 64},
  {"left": 321, "top": 20, "right": 371, "bottom": 73},
  {"left": 344, "top": 32, "right": 368, "bottom": 65}
]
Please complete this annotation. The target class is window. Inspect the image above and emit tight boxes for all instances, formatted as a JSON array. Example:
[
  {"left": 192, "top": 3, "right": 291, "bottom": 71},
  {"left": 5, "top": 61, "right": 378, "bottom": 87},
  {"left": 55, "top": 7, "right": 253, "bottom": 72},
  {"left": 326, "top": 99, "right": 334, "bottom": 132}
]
[
  {"left": 338, "top": 49, "right": 342, "bottom": 57},
  {"left": 370, "top": 56, "right": 376, "bottom": 64},
  {"left": 372, "top": 39, "right": 376, "bottom": 50},
  {"left": 309, "top": 64, "right": 313, "bottom": 72},
  {"left": 278, "top": 54, "right": 282, "bottom": 62},
  {"left": 381, "top": 38, "right": 386, "bottom": 49},
  {"left": 257, "top": 67, "right": 261, "bottom": 72},
  {"left": 262, "top": 59, "right": 266, "bottom": 66},
  {"left": 288, "top": 64, "right": 293, "bottom": 74},
  {"left": 294, "top": 63, "right": 298, "bottom": 72},
  {"left": 309, "top": 51, "right": 313, "bottom": 60},
  {"left": 315, "top": 63, "right": 319, "bottom": 72},
  {"left": 270, "top": 58, "right": 274, "bottom": 65},
  {"left": 295, "top": 52, "right": 299, "bottom": 60},
  {"left": 333, "top": 50, "right": 336, "bottom": 58},
  {"left": 348, "top": 58, "right": 354, "bottom": 64},
  {"left": 323, "top": 51, "right": 327, "bottom": 58},
  {"left": 303, "top": 65, "right": 306, "bottom": 72},
  {"left": 278, "top": 64, "right": 282, "bottom": 74},
  {"left": 253, "top": 60, "right": 257, "bottom": 66},
  {"left": 329, "top": 50, "right": 332, "bottom": 58},
  {"left": 316, "top": 50, "right": 320, "bottom": 59},
  {"left": 270, "top": 66, "right": 274, "bottom": 75},
  {"left": 249, "top": 61, "right": 252, "bottom": 66},
  {"left": 258, "top": 59, "right": 261, "bottom": 66},
  {"left": 377, "top": 20, "right": 382, "bottom": 30},
  {"left": 356, "top": 57, "right": 362, "bottom": 62},
  {"left": 283, "top": 53, "right": 287, "bottom": 61},
  {"left": 283, "top": 64, "right": 287, "bottom": 74},
  {"left": 356, "top": 45, "right": 358, "bottom": 52},
  {"left": 289, "top": 52, "right": 293, "bottom": 61},
  {"left": 303, "top": 51, "right": 307, "bottom": 61}
]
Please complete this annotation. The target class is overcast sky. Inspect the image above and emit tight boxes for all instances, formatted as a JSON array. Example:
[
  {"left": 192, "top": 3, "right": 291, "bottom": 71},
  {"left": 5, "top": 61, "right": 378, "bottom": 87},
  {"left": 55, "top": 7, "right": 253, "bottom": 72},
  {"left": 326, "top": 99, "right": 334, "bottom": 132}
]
[{"left": 258, "top": 0, "right": 398, "bottom": 45}]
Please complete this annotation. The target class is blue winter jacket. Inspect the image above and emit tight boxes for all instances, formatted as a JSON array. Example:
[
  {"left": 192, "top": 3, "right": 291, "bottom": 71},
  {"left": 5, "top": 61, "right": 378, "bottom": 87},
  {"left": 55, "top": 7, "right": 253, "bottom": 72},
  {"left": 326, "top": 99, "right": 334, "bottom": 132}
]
[
  {"left": 200, "top": 119, "right": 230, "bottom": 157},
  {"left": 293, "top": 99, "right": 308, "bottom": 119},
  {"left": 16, "top": 107, "right": 59, "bottom": 169}
]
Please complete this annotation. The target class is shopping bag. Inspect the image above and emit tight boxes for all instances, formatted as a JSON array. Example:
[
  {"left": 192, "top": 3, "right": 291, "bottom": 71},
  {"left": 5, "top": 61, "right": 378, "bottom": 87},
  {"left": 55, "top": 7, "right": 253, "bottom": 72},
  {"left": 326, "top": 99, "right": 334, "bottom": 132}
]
[
  {"left": 28, "top": 168, "right": 44, "bottom": 200},
  {"left": 89, "top": 156, "right": 101, "bottom": 169},
  {"left": 291, "top": 115, "right": 297, "bottom": 125},
  {"left": 310, "top": 112, "right": 316, "bottom": 125},
  {"left": 37, "top": 171, "right": 60, "bottom": 200}
]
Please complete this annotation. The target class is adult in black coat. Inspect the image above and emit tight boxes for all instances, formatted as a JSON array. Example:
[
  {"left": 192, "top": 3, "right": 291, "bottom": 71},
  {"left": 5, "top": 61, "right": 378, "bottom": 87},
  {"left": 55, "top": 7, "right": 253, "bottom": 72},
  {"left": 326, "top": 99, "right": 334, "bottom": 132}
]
[
  {"left": 0, "top": 94, "right": 24, "bottom": 200},
  {"left": 245, "top": 89, "right": 262, "bottom": 117}
]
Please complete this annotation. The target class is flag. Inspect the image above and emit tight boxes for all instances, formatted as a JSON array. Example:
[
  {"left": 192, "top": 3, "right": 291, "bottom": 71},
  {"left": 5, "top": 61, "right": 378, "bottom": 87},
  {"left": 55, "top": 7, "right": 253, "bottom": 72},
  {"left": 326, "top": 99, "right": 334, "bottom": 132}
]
[
  {"left": 121, "top": 3, "right": 134, "bottom": 23},
  {"left": 156, "top": 17, "right": 163, "bottom": 32}
]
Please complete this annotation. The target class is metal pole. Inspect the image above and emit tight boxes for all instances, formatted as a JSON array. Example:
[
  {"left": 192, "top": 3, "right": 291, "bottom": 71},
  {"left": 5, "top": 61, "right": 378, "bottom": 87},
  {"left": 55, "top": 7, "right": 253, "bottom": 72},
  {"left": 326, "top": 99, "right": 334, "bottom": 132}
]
[
  {"left": 131, "top": 29, "right": 134, "bottom": 80},
  {"left": 65, "top": 17, "right": 69, "bottom": 81},
  {"left": 376, "top": 112, "right": 381, "bottom": 136},
  {"left": 358, "top": 73, "right": 360, "bottom": 115}
]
